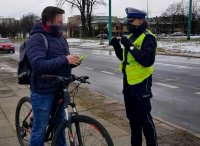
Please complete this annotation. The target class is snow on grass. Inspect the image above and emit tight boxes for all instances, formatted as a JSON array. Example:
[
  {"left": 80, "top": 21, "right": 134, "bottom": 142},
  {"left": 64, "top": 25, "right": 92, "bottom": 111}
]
[
  {"left": 67, "top": 37, "right": 200, "bottom": 53},
  {"left": 158, "top": 40, "right": 200, "bottom": 53}
]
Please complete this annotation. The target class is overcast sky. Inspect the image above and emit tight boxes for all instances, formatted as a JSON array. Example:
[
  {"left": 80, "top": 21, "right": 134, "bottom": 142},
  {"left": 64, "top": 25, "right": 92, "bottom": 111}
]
[{"left": 0, "top": 0, "right": 183, "bottom": 20}]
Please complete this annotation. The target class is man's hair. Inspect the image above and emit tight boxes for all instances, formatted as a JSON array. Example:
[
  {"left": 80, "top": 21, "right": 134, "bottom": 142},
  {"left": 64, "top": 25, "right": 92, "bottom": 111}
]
[{"left": 42, "top": 6, "right": 65, "bottom": 25}]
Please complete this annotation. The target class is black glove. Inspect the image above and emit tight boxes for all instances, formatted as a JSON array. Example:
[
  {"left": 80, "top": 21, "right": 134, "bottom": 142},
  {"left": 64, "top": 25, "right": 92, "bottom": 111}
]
[
  {"left": 121, "top": 36, "right": 132, "bottom": 50},
  {"left": 110, "top": 37, "right": 121, "bottom": 49}
]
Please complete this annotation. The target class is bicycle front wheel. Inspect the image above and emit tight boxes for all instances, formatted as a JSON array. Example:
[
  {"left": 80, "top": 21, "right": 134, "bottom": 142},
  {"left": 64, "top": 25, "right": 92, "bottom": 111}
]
[
  {"left": 52, "top": 115, "right": 114, "bottom": 146},
  {"left": 15, "top": 96, "right": 32, "bottom": 146}
]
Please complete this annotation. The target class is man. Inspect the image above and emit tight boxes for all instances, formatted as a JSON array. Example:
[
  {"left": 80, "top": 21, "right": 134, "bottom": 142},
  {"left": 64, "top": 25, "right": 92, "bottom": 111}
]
[
  {"left": 26, "top": 6, "right": 81, "bottom": 146},
  {"left": 111, "top": 7, "right": 158, "bottom": 146}
]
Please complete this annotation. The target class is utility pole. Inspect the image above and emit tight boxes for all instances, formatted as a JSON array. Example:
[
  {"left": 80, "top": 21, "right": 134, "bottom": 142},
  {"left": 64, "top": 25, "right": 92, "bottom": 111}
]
[
  {"left": 147, "top": 0, "right": 149, "bottom": 19},
  {"left": 187, "top": 0, "right": 192, "bottom": 40},
  {"left": 108, "top": 0, "right": 112, "bottom": 45}
]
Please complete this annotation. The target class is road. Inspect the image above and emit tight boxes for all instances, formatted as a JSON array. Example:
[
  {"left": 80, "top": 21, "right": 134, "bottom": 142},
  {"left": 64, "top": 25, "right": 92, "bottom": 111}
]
[
  {"left": 4, "top": 44, "right": 200, "bottom": 135},
  {"left": 70, "top": 48, "right": 200, "bottom": 135}
]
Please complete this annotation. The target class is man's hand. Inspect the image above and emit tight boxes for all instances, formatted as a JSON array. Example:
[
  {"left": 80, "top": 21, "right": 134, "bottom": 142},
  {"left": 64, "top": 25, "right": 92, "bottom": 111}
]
[
  {"left": 66, "top": 54, "right": 81, "bottom": 66},
  {"left": 110, "top": 37, "right": 121, "bottom": 49},
  {"left": 121, "top": 36, "right": 132, "bottom": 50}
]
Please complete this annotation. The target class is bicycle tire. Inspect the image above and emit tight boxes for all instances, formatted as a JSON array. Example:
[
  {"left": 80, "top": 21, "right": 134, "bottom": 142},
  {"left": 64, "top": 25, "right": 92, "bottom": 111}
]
[
  {"left": 52, "top": 115, "right": 114, "bottom": 146},
  {"left": 15, "top": 96, "right": 32, "bottom": 146}
]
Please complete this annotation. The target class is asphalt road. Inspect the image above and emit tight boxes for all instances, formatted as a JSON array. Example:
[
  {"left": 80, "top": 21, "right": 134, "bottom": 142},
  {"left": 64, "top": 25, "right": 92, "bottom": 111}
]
[
  {"left": 5, "top": 44, "right": 200, "bottom": 135},
  {"left": 69, "top": 48, "right": 200, "bottom": 135}
]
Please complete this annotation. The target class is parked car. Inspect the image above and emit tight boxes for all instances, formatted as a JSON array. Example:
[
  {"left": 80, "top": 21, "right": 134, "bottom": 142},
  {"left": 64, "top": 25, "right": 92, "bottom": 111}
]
[
  {"left": 171, "top": 32, "right": 185, "bottom": 36},
  {"left": 0, "top": 38, "right": 15, "bottom": 53},
  {"left": 96, "top": 34, "right": 108, "bottom": 39}
]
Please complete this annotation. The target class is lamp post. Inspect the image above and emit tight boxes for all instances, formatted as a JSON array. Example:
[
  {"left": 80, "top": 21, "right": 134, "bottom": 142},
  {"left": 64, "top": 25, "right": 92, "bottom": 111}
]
[
  {"left": 187, "top": 0, "right": 192, "bottom": 40},
  {"left": 147, "top": 0, "right": 149, "bottom": 19},
  {"left": 108, "top": 0, "right": 112, "bottom": 45}
]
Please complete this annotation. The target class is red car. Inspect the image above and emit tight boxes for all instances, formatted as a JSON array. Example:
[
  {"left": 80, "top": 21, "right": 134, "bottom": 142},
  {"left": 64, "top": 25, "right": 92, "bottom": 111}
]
[{"left": 0, "top": 38, "right": 15, "bottom": 53}]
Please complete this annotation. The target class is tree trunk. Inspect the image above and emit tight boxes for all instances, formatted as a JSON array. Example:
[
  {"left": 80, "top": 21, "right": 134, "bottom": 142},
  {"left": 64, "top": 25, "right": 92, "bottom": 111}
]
[
  {"left": 87, "top": 14, "right": 92, "bottom": 37},
  {"left": 80, "top": 12, "right": 88, "bottom": 37}
]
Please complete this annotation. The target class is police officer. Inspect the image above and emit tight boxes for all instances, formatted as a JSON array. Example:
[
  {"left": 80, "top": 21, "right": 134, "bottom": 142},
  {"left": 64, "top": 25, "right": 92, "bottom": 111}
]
[{"left": 111, "top": 7, "right": 158, "bottom": 146}]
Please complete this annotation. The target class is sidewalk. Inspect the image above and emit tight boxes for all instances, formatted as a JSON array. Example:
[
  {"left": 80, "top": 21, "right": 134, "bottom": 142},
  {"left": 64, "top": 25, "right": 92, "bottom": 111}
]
[{"left": 0, "top": 56, "right": 200, "bottom": 146}]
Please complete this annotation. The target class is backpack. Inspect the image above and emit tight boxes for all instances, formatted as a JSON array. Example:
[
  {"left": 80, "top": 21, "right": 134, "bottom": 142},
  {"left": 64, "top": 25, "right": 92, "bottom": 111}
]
[{"left": 17, "top": 33, "right": 48, "bottom": 85}]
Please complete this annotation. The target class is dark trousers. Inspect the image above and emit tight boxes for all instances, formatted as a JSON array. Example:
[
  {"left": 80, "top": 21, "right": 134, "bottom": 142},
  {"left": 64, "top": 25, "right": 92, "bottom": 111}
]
[{"left": 123, "top": 80, "right": 158, "bottom": 146}]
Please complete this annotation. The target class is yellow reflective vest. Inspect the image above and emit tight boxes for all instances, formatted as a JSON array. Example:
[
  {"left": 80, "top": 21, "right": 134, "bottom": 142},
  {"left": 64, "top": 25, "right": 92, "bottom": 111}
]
[{"left": 119, "top": 29, "right": 156, "bottom": 85}]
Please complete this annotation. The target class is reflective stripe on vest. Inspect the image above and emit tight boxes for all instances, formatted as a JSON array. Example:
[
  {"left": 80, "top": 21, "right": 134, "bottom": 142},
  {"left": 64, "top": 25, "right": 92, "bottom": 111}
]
[{"left": 119, "top": 29, "right": 155, "bottom": 85}]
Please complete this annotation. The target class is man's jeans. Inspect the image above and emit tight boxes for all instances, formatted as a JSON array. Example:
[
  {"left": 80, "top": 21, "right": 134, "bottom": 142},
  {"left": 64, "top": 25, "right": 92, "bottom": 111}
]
[{"left": 30, "top": 92, "right": 67, "bottom": 146}]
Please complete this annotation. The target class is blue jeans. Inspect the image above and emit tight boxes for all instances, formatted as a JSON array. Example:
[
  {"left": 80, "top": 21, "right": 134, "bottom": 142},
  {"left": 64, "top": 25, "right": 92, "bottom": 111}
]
[{"left": 30, "top": 92, "right": 67, "bottom": 146}]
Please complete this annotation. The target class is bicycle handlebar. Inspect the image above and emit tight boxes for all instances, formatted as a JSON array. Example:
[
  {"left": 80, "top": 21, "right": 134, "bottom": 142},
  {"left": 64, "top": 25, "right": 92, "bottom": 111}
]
[
  {"left": 42, "top": 74, "right": 90, "bottom": 85},
  {"left": 42, "top": 74, "right": 90, "bottom": 108}
]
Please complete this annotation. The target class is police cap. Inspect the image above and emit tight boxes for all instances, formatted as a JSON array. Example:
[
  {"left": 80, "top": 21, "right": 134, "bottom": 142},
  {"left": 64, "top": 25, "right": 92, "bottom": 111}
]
[{"left": 125, "top": 7, "right": 147, "bottom": 19}]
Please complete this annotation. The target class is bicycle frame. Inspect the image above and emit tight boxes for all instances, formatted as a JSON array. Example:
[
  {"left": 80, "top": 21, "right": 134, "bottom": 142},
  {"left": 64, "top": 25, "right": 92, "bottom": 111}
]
[
  {"left": 62, "top": 84, "right": 82, "bottom": 146},
  {"left": 18, "top": 75, "right": 90, "bottom": 146},
  {"left": 44, "top": 90, "right": 78, "bottom": 143}
]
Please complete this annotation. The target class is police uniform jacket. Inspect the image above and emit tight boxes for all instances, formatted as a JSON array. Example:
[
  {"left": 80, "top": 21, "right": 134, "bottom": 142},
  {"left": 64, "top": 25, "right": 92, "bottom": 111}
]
[{"left": 114, "top": 24, "right": 156, "bottom": 98}]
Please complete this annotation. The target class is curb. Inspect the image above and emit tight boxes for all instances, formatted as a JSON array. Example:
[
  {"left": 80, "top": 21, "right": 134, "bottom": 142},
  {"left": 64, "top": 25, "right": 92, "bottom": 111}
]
[{"left": 154, "top": 116, "right": 200, "bottom": 139}]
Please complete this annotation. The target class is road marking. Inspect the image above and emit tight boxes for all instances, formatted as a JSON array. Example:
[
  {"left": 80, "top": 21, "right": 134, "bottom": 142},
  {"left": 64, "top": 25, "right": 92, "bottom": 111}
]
[
  {"left": 83, "top": 67, "right": 94, "bottom": 70},
  {"left": 100, "top": 71, "right": 114, "bottom": 75},
  {"left": 154, "top": 82, "right": 179, "bottom": 89},
  {"left": 195, "top": 92, "right": 200, "bottom": 95},
  {"left": 154, "top": 62, "right": 199, "bottom": 69}
]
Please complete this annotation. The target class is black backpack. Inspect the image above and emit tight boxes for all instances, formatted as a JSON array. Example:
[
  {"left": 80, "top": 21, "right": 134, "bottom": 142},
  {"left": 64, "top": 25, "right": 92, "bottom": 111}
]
[{"left": 17, "top": 33, "right": 48, "bottom": 85}]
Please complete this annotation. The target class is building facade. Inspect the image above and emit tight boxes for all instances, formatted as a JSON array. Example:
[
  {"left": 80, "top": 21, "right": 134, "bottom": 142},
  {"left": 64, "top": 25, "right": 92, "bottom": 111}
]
[{"left": 67, "top": 15, "right": 200, "bottom": 38}]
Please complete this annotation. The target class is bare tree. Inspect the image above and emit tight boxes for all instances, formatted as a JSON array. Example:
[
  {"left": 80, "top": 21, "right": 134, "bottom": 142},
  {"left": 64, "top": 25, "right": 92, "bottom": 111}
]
[
  {"left": 60, "top": 0, "right": 106, "bottom": 37},
  {"left": 20, "top": 13, "right": 39, "bottom": 38},
  {"left": 86, "top": 0, "right": 106, "bottom": 36},
  {"left": 61, "top": 0, "right": 87, "bottom": 36},
  {"left": 177, "top": 0, "right": 187, "bottom": 32},
  {"left": 162, "top": 2, "right": 180, "bottom": 32}
]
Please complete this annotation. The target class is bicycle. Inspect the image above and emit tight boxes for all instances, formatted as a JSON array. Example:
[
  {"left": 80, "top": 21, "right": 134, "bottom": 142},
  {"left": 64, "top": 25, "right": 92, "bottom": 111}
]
[{"left": 15, "top": 74, "right": 114, "bottom": 146}]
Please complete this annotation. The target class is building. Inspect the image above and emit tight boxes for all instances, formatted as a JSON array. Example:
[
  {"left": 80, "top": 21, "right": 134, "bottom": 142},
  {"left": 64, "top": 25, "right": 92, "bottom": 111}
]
[
  {"left": 67, "top": 15, "right": 128, "bottom": 38},
  {"left": 67, "top": 15, "right": 200, "bottom": 38},
  {"left": 0, "top": 17, "right": 16, "bottom": 24}
]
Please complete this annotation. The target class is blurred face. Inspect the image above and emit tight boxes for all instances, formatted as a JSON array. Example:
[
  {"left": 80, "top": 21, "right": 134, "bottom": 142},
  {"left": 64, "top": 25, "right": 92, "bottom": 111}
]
[
  {"left": 130, "top": 18, "right": 144, "bottom": 26},
  {"left": 46, "top": 14, "right": 64, "bottom": 36},
  {"left": 127, "top": 18, "right": 145, "bottom": 32},
  {"left": 46, "top": 14, "right": 63, "bottom": 26}
]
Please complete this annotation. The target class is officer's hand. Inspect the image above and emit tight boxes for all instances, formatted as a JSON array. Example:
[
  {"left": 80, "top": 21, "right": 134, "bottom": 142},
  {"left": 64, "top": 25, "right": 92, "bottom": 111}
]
[
  {"left": 121, "top": 36, "right": 132, "bottom": 50},
  {"left": 110, "top": 37, "right": 121, "bottom": 49}
]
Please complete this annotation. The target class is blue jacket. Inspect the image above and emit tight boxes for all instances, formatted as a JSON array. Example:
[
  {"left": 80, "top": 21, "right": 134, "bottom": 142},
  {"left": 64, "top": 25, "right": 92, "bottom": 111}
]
[{"left": 26, "top": 22, "right": 71, "bottom": 94}]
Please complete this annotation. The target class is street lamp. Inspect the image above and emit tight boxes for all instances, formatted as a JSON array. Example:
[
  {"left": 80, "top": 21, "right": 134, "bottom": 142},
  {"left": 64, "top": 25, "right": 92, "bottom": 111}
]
[
  {"left": 108, "top": 0, "right": 112, "bottom": 45},
  {"left": 187, "top": 0, "right": 192, "bottom": 40},
  {"left": 147, "top": 0, "right": 149, "bottom": 19}
]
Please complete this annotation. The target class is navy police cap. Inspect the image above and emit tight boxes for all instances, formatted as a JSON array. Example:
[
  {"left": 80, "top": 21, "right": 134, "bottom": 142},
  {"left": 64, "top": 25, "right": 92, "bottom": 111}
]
[{"left": 125, "top": 7, "right": 147, "bottom": 19}]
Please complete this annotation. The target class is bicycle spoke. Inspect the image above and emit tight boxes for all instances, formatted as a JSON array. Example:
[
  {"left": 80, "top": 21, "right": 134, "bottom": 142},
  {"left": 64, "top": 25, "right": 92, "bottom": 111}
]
[{"left": 72, "top": 122, "right": 108, "bottom": 146}]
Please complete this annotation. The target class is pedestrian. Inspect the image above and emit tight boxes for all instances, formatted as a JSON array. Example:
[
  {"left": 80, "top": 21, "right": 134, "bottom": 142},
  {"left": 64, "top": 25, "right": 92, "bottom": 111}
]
[
  {"left": 111, "top": 7, "right": 158, "bottom": 146},
  {"left": 25, "top": 6, "right": 81, "bottom": 146}
]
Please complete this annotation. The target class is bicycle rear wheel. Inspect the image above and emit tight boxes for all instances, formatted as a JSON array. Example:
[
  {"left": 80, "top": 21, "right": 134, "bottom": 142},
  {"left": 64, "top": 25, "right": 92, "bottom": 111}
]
[
  {"left": 15, "top": 96, "right": 32, "bottom": 146},
  {"left": 52, "top": 115, "right": 114, "bottom": 146}
]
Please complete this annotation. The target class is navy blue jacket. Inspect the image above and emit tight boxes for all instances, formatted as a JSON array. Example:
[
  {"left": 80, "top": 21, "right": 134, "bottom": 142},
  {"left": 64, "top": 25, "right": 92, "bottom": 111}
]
[{"left": 26, "top": 22, "right": 71, "bottom": 94}]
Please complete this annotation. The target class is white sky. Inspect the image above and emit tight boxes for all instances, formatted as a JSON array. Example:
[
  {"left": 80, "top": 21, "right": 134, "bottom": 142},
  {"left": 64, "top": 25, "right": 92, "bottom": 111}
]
[{"left": 0, "top": 0, "right": 183, "bottom": 20}]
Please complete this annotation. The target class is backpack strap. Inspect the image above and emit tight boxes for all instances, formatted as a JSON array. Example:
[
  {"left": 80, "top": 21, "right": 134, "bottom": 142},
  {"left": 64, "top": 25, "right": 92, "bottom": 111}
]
[{"left": 37, "top": 33, "right": 48, "bottom": 51}]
